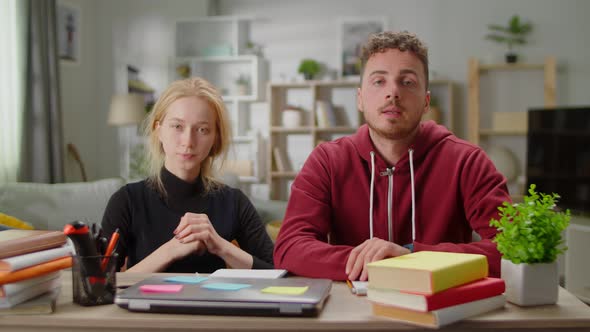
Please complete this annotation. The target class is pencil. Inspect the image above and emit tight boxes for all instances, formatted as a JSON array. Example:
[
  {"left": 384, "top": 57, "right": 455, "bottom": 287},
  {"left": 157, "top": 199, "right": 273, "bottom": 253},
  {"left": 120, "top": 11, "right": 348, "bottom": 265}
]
[{"left": 101, "top": 228, "right": 120, "bottom": 271}]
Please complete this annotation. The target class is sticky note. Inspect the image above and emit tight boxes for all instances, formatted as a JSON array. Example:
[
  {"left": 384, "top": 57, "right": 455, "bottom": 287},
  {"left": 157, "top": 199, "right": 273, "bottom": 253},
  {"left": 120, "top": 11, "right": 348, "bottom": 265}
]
[
  {"left": 164, "top": 276, "right": 208, "bottom": 284},
  {"left": 261, "top": 286, "right": 309, "bottom": 295},
  {"left": 202, "top": 283, "right": 251, "bottom": 291},
  {"left": 139, "top": 284, "right": 184, "bottom": 293}
]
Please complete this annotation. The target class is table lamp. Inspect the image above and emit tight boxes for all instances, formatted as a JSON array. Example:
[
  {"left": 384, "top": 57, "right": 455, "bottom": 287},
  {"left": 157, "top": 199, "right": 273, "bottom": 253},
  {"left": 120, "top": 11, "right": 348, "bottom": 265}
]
[{"left": 107, "top": 94, "right": 146, "bottom": 179}]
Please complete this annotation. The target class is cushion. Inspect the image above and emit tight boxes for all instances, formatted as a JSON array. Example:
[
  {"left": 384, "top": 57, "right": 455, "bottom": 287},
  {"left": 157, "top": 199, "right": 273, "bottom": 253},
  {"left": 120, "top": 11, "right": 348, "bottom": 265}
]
[{"left": 0, "top": 212, "right": 34, "bottom": 230}]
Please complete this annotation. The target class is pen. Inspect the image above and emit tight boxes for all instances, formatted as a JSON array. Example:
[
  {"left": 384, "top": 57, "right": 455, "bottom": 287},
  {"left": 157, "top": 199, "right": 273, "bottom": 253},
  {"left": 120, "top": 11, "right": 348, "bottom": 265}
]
[
  {"left": 346, "top": 280, "right": 353, "bottom": 291},
  {"left": 63, "top": 221, "right": 105, "bottom": 297},
  {"left": 101, "top": 228, "right": 120, "bottom": 271}
]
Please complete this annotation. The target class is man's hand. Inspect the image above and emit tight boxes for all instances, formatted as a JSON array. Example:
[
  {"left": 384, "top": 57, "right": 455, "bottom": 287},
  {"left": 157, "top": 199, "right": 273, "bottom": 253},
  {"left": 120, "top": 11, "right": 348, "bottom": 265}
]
[{"left": 345, "top": 237, "right": 410, "bottom": 281}]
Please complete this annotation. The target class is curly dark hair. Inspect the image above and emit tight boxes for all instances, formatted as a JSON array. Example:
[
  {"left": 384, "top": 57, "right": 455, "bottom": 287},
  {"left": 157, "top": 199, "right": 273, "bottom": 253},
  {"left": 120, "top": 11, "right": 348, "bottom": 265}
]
[{"left": 359, "top": 31, "right": 429, "bottom": 89}]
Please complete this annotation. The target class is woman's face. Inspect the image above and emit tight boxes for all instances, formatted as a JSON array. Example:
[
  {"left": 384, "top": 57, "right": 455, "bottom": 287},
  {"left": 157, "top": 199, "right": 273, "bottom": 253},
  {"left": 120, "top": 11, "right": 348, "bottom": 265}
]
[{"left": 156, "top": 96, "right": 217, "bottom": 182}]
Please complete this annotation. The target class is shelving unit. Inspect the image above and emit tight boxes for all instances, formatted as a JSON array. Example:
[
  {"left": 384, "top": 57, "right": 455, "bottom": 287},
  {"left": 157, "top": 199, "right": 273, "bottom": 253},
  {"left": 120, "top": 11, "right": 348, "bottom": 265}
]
[
  {"left": 267, "top": 80, "right": 361, "bottom": 200},
  {"left": 428, "top": 79, "right": 455, "bottom": 133},
  {"left": 171, "top": 16, "right": 266, "bottom": 184},
  {"left": 467, "top": 57, "right": 556, "bottom": 145}
]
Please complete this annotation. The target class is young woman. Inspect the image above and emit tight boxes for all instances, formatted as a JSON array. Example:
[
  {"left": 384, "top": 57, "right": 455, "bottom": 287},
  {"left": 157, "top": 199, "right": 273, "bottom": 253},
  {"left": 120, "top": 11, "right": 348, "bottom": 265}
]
[{"left": 101, "top": 77, "right": 274, "bottom": 273}]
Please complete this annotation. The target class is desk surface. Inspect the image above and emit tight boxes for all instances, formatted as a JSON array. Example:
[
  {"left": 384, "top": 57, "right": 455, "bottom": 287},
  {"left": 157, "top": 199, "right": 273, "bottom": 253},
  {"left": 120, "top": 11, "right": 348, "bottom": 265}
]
[{"left": 1, "top": 272, "right": 589, "bottom": 332}]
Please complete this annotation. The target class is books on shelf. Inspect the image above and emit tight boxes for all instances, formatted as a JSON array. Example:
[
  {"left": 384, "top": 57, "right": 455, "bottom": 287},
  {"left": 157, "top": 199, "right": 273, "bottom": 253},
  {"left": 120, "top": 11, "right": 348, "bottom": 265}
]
[
  {"left": 0, "top": 230, "right": 67, "bottom": 259},
  {"left": 367, "top": 251, "right": 488, "bottom": 294},
  {"left": 315, "top": 100, "right": 337, "bottom": 128},
  {"left": 0, "top": 272, "right": 61, "bottom": 308},
  {"left": 0, "top": 245, "right": 72, "bottom": 272},
  {"left": 367, "top": 277, "right": 505, "bottom": 312},
  {"left": 0, "top": 289, "right": 59, "bottom": 315},
  {"left": 372, "top": 294, "right": 506, "bottom": 328},
  {"left": 272, "top": 147, "right": 291, "bottom": 172}
]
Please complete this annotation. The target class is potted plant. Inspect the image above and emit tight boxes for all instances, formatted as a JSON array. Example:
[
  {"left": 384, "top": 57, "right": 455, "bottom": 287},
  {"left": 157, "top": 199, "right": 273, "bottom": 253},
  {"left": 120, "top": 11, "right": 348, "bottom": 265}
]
[
  {"left": 485, "top": 14, "right": 533, "bottom": 63},
  {"left": 490, "top": 184, "right": 570, "bottom": 306},
  {"left": 298, "top": 59, "right": 321, "bottom": 80},
  {"left": 235, "top": 74, "right": 250, "bottom": 96}
]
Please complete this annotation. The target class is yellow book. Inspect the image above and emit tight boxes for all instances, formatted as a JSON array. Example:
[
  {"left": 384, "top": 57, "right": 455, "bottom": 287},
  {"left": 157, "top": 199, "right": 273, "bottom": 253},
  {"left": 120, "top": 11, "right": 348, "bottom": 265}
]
[{"left": 367, "top": 251, "right": 488, "bottom": 294}]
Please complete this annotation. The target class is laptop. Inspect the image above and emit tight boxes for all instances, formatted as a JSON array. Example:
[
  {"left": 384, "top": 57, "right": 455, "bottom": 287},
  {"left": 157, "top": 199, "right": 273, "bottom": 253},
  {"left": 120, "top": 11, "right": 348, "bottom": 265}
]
[{"left": 115, "top": 275, "right": 332, "bottom": 317}]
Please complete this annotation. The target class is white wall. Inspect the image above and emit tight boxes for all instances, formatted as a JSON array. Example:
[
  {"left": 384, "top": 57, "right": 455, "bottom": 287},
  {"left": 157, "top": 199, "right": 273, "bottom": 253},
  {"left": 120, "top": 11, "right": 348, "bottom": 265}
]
[
  {"left": 60, "top": 0, "right": 209, "bottom": 181},
  {"left": 59, "top": 0, "right": 98, "bottom": 182}
]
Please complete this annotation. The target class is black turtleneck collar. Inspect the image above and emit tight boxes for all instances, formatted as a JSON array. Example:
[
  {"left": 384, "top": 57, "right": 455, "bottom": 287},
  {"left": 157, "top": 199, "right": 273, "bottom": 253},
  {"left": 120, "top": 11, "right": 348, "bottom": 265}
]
[{"left": 161, "top": 167, "right": 205, "bottom": 199}]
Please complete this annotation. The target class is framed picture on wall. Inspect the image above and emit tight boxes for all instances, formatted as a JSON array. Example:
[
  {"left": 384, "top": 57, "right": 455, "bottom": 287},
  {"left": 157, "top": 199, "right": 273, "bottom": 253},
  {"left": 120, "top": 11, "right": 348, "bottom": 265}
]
[
  {"left": 337, "top": 17, "right": 387, "bottom": 80},
  {"left": 57, "top": 1, "right": 81, "bottom": 65}
]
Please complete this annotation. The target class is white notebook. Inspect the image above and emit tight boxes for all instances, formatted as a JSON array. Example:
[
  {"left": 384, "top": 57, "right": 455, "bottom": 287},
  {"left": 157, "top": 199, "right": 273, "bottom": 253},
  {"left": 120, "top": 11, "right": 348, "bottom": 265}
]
[{"left": 208, "top": 269, "right": 287, "bottom": 279}]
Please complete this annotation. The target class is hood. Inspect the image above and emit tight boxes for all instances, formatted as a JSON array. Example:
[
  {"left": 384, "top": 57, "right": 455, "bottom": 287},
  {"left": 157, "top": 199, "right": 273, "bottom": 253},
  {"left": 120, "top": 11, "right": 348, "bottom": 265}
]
[{"left": 350, "top": 120, "right": 453, "bottom": 170}]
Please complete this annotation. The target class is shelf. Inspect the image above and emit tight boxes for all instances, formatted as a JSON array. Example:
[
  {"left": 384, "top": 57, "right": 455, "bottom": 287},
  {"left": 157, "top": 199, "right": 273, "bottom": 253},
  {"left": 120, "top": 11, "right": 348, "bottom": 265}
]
[
  {"left": 467, "top": 56, "right": 556, "bottom": 145},
  {"left": 175, "top": 55, "right": 260, "bottom": 63},
  {"left": 271, "top": 126, "right": 314, "bottom": 133},
  {"left": 271, "top": 171, "right": 298, "bottom": 178},
  {"left": 268, "top": 80, "right": 363, "bottom": 200},
  {"left": 479, "top": 128, "right": 527, "bottom": 136},
  {"left": 479, "top": 63, "right": 545, "bottom": 72},
  {"left": 315, "top": 127, "right": 357, "bottom": 134}
]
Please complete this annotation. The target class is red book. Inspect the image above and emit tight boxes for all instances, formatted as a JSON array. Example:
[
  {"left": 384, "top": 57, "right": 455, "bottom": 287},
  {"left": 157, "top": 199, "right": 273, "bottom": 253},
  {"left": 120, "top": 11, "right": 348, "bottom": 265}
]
[{"left": 367, "top": 277, "right": 505, "bottom": 312}]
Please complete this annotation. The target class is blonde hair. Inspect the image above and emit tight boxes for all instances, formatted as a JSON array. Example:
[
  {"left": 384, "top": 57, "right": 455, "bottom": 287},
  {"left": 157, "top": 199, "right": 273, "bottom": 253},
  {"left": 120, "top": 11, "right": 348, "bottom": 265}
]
[
  {"left": 360, "top": 31, "right": 429, "bottom": 90},
  {"left": 143, "top": 77, "right": 231, "bottom": 196}
]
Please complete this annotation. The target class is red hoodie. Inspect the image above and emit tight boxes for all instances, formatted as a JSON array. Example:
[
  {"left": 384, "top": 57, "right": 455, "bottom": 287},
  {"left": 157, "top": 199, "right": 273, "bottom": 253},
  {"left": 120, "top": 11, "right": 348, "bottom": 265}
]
[{"left": 273, "top": 121, "right": 510, "bottom": 280}]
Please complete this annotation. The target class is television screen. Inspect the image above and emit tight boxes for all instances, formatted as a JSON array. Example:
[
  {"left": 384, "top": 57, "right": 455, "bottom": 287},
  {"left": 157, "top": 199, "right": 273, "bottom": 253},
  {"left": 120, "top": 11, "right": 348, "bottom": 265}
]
[{"left": 527, "top": 107, "right": 590, "bottom": 216}]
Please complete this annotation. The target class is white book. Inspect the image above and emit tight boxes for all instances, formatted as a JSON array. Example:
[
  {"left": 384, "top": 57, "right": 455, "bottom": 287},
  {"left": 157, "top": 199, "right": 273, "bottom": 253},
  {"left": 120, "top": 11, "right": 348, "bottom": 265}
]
[
  {"left": 0, "top": 289, "right": 59, "bottom": 315},
  {"left": 0, "top": 245, "right": 73, "bottom": 272},
  {"left": 209, "top": 269, "right": 287, "bottom": 279},
  {"left": 0, "top": 271, "right": 61, "bottom": 297},
  {"left": 0, "top": 275, "right": 62, "bottom": 308},
  {"left": 372, "top": 294, "right": 506, "bottom": 328}
]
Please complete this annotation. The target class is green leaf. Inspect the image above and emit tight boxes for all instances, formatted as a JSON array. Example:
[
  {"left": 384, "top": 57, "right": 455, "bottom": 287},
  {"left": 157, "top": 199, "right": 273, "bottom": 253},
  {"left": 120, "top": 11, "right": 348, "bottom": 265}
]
[{"left": 489, "top": 184, "right": 570, "bottom": 263}]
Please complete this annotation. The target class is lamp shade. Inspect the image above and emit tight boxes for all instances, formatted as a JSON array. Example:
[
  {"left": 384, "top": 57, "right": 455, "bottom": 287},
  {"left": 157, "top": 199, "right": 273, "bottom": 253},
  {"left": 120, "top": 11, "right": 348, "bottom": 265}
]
[{"left": 108, "top": 94, "right": 146, "bottom": 126}]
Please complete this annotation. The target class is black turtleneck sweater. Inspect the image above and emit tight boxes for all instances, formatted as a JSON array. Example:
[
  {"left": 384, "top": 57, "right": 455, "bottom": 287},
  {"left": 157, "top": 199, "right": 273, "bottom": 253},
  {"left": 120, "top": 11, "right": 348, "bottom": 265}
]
[{"left": 101, "top": 168, "right": 274, "bottom": 272}]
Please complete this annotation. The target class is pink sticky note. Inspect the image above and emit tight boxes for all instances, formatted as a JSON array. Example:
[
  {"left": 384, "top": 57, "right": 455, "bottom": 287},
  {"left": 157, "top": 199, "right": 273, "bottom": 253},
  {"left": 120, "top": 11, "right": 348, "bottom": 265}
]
[{"left": 139, "top": 284, "right": 184, "bottom": 293}]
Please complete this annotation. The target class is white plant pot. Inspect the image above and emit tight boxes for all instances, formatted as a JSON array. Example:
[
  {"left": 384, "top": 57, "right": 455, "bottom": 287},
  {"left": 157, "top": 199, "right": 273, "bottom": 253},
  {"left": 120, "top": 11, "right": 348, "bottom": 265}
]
[
  {"left": 501, "top": 258, "right": 558, "bottom": 306},
  {"left": 282, "top": 110, "right": 302, "bottom": 128}
]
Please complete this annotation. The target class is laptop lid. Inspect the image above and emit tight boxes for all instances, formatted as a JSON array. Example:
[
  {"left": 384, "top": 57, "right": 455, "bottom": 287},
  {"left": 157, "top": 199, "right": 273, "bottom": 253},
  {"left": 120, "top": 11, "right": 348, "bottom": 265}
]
[{"left": 115, "top": 275, "right": 332, "bottom": 317}]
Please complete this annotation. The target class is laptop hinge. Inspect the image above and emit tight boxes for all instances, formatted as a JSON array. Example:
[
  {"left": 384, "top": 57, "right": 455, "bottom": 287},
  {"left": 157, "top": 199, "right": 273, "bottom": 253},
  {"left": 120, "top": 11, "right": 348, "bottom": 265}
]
[{"left": 279, "top": 302, "right": 302, "bottom": 315}]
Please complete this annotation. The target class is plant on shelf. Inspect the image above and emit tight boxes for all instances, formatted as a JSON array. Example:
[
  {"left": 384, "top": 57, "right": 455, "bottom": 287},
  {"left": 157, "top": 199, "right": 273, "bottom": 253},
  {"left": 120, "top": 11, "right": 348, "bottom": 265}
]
[
  {"left": 485, "top": 14, "right": 533, "bottom": 63},
  {"left": 298, "top": 59, "right": 321, "bottom": 80},
  {"left": 490, "top": 184, "right": 570, "bottom": 306},
  {"left": 235, "top": 74, "right": 250, "bottom": 95}
]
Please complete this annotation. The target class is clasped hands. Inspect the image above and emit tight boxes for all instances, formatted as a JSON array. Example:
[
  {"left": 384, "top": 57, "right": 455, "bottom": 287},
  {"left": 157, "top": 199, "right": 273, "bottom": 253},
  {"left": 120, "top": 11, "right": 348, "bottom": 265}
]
[
  {"left": 345, "top": 237, "right": 410, "bottom": 281},
  {"left": 166, "top": 212, "right": 227, "bottom": 260}
]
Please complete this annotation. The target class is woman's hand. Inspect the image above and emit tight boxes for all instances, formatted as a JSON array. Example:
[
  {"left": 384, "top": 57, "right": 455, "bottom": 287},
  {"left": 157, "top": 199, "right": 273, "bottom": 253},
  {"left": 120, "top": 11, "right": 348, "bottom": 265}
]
[
  {"left": 174, "top": 213, "right": 228, "bottom": 256},
  {"left": 174, "top": 212, "right": 253, "bottom": 269},
  {"left": 164, "top": 236, "right": 205, "bottom": 261}
]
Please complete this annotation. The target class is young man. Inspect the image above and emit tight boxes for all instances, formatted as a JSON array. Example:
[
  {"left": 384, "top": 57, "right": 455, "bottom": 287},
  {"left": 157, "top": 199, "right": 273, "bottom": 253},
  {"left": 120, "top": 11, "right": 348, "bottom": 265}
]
[{"left": 273, "top": 31, "right": 509, "bottom": 281}]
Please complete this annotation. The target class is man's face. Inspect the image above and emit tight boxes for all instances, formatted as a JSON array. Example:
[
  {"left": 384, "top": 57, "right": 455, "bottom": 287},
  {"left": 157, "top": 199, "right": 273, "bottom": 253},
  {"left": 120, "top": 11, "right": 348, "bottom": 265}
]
[{"left": 357, "top": 48, "right": 430, "bottom": 141}]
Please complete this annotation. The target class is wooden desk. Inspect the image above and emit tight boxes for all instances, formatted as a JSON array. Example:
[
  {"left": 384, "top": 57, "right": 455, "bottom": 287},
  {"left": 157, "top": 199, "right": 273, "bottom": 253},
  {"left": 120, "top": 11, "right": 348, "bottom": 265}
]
[{"left": 1, "top": 272, "right": 589, "bottom": 332}]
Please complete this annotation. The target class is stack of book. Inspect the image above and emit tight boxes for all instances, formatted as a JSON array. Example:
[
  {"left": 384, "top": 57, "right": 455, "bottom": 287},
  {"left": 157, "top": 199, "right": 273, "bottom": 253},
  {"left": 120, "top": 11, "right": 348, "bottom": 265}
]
[
  {"left": 367, "top": 251, "right": 506, "bottom": 328},
  {"left": 0, "top": 230, "right": 72, "bottom": 314}
]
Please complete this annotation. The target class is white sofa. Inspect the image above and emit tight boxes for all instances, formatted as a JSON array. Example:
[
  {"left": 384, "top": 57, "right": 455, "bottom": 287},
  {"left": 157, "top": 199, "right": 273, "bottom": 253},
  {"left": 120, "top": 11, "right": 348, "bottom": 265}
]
[
  {"left": 0, "top": 177, "right": 287, "bottom": 232},
  {"left": 0, "top": 178, "right": 125, "bottom": 230}
]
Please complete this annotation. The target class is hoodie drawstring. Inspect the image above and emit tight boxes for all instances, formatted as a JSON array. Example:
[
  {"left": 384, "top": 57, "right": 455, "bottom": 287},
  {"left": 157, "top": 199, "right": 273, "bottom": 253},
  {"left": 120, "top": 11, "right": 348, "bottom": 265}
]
[
  {"left": 368, "top": 149, "right": 416, "bottom": 244},
  {"left": 409, "top": 148, "right": 416, "bottom": 243},
  {"left": 369, "top": 152, "right": 375, "bottom": 239}
]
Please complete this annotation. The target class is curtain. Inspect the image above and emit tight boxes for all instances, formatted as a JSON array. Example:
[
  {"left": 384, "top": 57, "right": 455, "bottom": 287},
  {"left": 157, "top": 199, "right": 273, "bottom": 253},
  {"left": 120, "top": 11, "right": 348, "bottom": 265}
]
[
  {"left": 20, "top": 0, "right": 65, "bottom": 183},
  {"left": 0, "top": 0, "right": 27, "bottom": 183}
]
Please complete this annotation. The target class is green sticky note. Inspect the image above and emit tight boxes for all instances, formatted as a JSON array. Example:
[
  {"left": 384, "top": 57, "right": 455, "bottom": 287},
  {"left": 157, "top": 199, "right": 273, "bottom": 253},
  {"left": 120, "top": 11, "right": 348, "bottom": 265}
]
[{"left": 261, "top": 286, "right": 309, "bottom": 295}]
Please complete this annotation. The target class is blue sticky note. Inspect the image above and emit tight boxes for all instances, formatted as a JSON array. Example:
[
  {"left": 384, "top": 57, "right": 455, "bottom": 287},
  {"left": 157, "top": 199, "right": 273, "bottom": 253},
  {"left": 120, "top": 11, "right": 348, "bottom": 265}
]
[
  {"left": 164, "top": 276, "right": 208, "bottom": 284},
  {"left": 202, "top": 283, "right": 251, "bottom": 291}
]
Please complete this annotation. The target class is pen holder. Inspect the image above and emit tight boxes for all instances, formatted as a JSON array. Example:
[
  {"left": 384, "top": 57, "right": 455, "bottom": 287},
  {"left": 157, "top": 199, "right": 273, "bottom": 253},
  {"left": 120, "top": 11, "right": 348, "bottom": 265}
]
[{"left": 72, "top": 254, "right": 118, "bottom": 306}]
